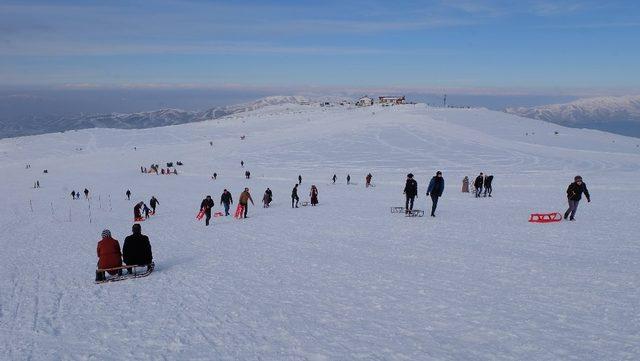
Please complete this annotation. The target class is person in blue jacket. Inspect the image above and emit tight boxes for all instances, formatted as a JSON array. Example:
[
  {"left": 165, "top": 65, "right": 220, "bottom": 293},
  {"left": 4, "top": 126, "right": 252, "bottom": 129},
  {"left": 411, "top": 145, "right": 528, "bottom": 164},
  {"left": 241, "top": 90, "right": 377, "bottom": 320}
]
[{"left": 426, "top": 171, "right": 445, "bottom": 217}]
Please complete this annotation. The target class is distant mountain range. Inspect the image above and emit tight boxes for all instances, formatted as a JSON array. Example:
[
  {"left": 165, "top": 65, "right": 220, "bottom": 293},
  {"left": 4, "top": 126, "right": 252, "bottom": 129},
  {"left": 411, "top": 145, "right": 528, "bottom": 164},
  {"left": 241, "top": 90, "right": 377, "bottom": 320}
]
[
  {"left": 505, "top": 95, "right": 640, "bottom": 137},
  {"left": 0, "top": 95, "right": 307, "bottom": 139}
]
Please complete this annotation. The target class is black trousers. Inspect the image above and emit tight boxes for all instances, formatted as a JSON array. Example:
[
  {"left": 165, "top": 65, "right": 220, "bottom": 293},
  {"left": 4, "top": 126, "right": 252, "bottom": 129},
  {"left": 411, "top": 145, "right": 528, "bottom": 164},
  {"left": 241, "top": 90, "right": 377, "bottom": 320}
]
[
  {"left": 405, "top": 195, "right": 415, "bottom": 211},
  {"left": 205, "top": 210, "right": 212, "bottom": 225},
  {"left": 292, "top": 196, "right": 299, "bottom": 208},
  {"left": 430, "top": 194, "right": 439, "bottom": 215}
]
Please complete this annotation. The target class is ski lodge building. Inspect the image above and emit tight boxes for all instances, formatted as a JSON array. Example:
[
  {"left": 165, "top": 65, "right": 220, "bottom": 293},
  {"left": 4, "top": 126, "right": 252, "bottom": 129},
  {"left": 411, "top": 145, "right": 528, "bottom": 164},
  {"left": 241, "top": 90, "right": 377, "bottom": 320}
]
[
  {"left": 378, "top": 96, "right": 405, "bottom": 105},
  {"left": 356, "top": 96, "right": 374, "bottom": 107}
]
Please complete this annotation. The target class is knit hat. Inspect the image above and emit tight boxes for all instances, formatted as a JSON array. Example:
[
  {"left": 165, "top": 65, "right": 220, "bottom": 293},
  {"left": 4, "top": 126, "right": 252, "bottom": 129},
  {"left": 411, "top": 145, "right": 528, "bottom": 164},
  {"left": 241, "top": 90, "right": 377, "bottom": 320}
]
[
  {"left": 407, "top": 173, "right": 414, "bottom": 178},
  {"left": 101, "top": 229, "right": 111, "bottom": 239},
  {"left": 575, "top": 175, "right": 582, "bottom": 181}
]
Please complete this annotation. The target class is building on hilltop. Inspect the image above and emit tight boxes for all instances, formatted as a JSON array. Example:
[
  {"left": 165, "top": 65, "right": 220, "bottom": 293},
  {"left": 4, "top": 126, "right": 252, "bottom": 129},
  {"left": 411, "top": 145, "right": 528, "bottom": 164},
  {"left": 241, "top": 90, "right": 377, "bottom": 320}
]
[
  {"left": 378, "top": 96, "right": 405, "bottom": 105},
  {"left": 356, "top": 96, "right": 374, "bottom": 107}
]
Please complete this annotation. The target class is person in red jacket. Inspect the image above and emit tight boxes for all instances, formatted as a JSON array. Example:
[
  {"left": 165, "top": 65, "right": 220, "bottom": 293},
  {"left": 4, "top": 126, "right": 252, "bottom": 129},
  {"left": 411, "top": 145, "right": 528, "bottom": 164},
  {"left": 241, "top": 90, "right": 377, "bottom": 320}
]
[{"left": 96, "top": 229, "right": 122, "bottom": 281}]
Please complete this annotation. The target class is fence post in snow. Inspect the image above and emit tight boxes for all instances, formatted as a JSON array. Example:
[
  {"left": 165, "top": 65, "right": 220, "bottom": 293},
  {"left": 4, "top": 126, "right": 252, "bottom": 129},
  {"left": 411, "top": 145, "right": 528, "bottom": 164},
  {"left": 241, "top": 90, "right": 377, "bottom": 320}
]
[
  {"left": 99, "top": 195, "right": 102, "bottom": 210},
  {"left": 88, "top": 203, "right": 92, "bottom": 224}
]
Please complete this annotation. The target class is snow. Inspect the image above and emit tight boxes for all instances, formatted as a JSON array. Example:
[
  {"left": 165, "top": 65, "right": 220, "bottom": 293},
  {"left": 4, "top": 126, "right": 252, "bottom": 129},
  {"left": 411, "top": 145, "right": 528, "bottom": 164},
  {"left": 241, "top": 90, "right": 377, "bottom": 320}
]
[{"left": 1, "top": 103, "right": 639, "bottom": 360}]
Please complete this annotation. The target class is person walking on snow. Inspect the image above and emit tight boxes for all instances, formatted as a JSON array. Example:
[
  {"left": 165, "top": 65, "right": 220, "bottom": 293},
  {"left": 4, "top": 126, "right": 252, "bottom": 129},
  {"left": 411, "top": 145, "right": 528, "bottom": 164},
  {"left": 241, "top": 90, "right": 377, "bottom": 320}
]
[
  {"left": 332, "top": 174, "right": 337, "bottom": 184},
  {"left": 84, "top": 188, "right": 89, "bottom": 199},
  {"left": 403, "top": 173, "right": 418, "bottom": 214},
  {"left": 126, "top": 189, "right": 131, "bottom": 200},
  {"left": 143, "top": 203, "right": 151, "bottom": 219},
  {"left": 220, "top": 190, "right": 233, "bottom": 216},
  {"left": 241, "top": 160, "right": 244, "bottom": 167},
  {"left": 95, "top": 229, "right": 122, "bottom": 281},
  {"left": 212, "top": 172, "right": 217, "bottom": 180},
  {"left": 427, "top": 171, "right": 445, "bottom": 217},
  {"left": 291, "top": 184, "right": 300, "bottom": 208},
  {"left": 149, "top": 196, "right": 159, "bottom": 214},
  {"left": 474, "top": 173, "right": 484, "bottom": 198},
  {"left": 123, "top": 223, "right": 153, "bottom": 273},
  {"left": 71, "top": 190, "right": 76, "bottom": 199},
  {"left": 200, "top": 195, "right": 215, "bottom": 226},
  {"left": 238, "top": 188, "right": 254, "bottom": 218},
  {"left": 483, "top": 175, "right": 494, "bottom": 197},
  {"left": 564, "top": 175, "right": 590, "bottom": 221},
  {"left": 347, "top": 174, "right": 351, "bottom": 185},
  {"left": 310, "top": 185, "right": 319, "bottom": 206},
  {"left": 263, "top": 188, "right": 273, "bottom": 208},
  {"left": 462, "top": 176, "right": 469, "bottom": 193},
  {"left": 298, "top": 175, "right": 302, "bottom": 185},
  {"left": 366, "top": 173, "right": 372, "bottom": 188}
]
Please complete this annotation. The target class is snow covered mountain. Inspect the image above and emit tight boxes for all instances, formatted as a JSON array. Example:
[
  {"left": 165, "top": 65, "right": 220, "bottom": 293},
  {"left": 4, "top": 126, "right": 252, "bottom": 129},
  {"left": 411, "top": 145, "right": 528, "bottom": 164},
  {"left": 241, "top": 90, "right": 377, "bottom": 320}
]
[
  {"left": 2, "top": 103, "right": 639, "bottom": 360},
  {"left": 506, "top": 95, "right": 640, "bottom": 137},
  {"left": 0, "top": 95, "right": 309, "bottom": 139}
]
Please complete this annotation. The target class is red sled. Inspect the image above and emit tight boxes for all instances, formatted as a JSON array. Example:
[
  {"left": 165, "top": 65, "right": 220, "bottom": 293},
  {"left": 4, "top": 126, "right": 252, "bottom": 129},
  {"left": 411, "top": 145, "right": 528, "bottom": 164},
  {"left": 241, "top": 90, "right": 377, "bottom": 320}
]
[
  {"left": 529, "top": 212, "right": 562, "bottom": 223},
  {"left": 196, "top": 209, "right": 205, "bottom": 220},
  {"left": 234, "top": 204, "right": 245, "bottom": 219},
  {"left": 134, "top": 217, "right": 145, "bottom": 222}
]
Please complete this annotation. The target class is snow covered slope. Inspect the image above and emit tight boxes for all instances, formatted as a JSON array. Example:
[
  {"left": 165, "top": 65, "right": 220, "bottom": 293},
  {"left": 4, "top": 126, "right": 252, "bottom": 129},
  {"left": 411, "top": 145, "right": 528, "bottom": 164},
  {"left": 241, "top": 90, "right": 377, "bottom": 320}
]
[
  {"left": 0, "top": 95, "right": 308, "bottom": 139},
  {"left": 506, "top": 95, "right": 640, "bottom": 137},
  {"left": 1, "top": 103, "right": 639, "bottom": 360}
]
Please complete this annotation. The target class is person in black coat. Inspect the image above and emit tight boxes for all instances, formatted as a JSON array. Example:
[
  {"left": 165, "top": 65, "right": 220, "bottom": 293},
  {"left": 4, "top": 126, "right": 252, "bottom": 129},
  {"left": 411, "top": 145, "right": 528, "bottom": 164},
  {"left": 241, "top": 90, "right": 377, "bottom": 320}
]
[
  {"left": 291, "top": 184, "right": 299, "bottom": 208},
  {"left": 200, "top": 195, "right": 215, "bottom": 226},
  {"left": 123, "top": 224, "right": 153, "bottom": 272},
  {"left": 149, "top": 196, "right": 159, "bottom": 213},
  {"left": 474, "top": 173, "right": 484, "bottom": 198},
  {"left": 220, "top": 190, "right": 233, "bottom": 216},
  {"left": 564, "top": 175, "right": 591, "bottom": 220},
  {"left": 483, "top": 175, "right": 493, "bottom": 197},
  {"left": 403, "top": 173, "right": 418, "bottom": 213},
  {"left": 126, "top": 189, "right": 131, "bottom": 200},
  {"left": 426, "top": 171, "right": 445, "bottom": 217},
  {"left": 298, "top": 175, "right": 302, "bottom": 185}
]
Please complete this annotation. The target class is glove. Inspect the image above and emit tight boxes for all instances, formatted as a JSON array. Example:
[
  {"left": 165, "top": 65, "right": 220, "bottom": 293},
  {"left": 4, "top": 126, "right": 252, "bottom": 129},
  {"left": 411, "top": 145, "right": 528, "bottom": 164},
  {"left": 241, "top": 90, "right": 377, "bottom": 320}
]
[
  {"left": 426, "top": 192, "right": 430, "bottom": 196},
  {"left": 587, "top": 198, "right": 591, "bottom": 203}
]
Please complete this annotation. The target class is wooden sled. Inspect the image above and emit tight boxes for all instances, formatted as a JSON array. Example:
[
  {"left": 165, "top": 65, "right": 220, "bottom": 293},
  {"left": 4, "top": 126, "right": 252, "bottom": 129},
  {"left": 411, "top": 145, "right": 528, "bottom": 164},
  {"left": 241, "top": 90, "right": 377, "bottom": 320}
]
[
  {"left": 95, "top": 262, "right": 154, "bottom": 284},
  {"left": 301, "top": 201, "right": 309, "bottom": 207},
  {"left": 406, "top": 210, "right": 425, "bottom": 217},
  {"left": 529, "top": 212, "right": 562, "bottom": 223},
  {"left": 390, "top": 206, "right": 405, "bottom": 213}
]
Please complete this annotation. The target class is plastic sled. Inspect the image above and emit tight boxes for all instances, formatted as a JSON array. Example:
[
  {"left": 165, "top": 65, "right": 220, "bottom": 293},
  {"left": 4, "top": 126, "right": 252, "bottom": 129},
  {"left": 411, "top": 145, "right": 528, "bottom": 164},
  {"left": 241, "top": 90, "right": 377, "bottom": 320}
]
[
  {"left": 134, "top": 217, "right": 145, "bottom": 222},
  {"left": 528, "top": 212, "right": 562, "bottom": 223},
  {"left": 95, "top": 262, "right": 154, "bottom": 284},
  {"left": 390, "top": 206, "right": 405, "bottom": 213},
  {"left": 196, "top": 209, "right": 205, "bottom": 220},
  {"left": 234, "top": 204, "right": 245, "bottom": 219},
  {"left": 406, "top": 210, "right": 425, "bottom": 217},
  {"left": 213, "top": 211, "right": 224, "bottom": 217}
]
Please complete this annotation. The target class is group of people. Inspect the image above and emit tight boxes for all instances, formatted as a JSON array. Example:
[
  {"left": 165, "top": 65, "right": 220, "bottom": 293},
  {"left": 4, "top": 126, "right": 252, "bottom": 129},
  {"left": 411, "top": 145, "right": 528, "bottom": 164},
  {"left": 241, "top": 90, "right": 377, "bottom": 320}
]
[
  {"left": 402, "top": 172, "right": 444, "bottom": 217},
  {"left": 332, "top": 174, "right": 352, "bottom": 184},
  {"left": 70, "top": 188, "right": 89, "bottom": 200},
  {"left": 142, "top": 164, "right": 178, "bottom": 175},
  {"left": 461, "top": 174, "right": 494, "bottom": 197},
  {"left": 133, "top": 196, "right": 159, "bottom": 221},
  {"left": 95, "top": 224, "right": 153, "bottom": 281},
  {"left": 291, "top": 184, "right": 319, "bottom": 207},
  {"left": 199, "top": 188, "right": 255, "bottom": 225}
]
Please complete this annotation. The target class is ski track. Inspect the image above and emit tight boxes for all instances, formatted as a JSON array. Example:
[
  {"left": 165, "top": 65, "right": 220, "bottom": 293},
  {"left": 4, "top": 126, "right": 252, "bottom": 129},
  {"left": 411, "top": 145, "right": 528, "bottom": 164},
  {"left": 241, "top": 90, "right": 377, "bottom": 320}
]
[{"left": 1, "top": 103, "right": 640, "bottom": 360}]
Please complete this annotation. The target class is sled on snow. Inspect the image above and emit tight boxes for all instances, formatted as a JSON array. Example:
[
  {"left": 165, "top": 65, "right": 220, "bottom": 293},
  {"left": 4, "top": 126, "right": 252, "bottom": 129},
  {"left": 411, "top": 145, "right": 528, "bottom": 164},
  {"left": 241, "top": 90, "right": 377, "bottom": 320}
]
[
  {"left": 390, "top": 206, "right": 405, "bottom": 213},
  {"left": 196, "top": 209, "right": 205, "bottom": 220},
  {"left": 528, "top": 212, "right": 562, "bottom": 223},
  {"left": 134, "top": 217, "right": 145, "bottom": 222},
  {"left": 213, "top": 211, "right": 224, "bottom": 217},
  {"left": 95, "top": 262, "right": 155, "bottom": 284},
  {"left": 301, "top": 201, "right": 309, "bottom": 206},
  {"left": 406, "top": 209, "right": 424, "bottom": 217},
  {"left": 234, "top": 204, "right": 245, "bottom": 219}
]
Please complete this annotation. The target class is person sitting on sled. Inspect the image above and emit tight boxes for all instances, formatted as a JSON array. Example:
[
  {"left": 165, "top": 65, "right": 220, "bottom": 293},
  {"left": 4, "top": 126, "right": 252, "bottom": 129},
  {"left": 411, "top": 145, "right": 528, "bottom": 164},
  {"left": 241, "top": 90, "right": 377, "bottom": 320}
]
[
  {"left": 134, "top": 202, "right": 143, "bottom": 221},
  {"left": 96, "top": 229, "right": 122, "bottom": 281},
  {"left": 123, "top": 224, "right": 153, "bottom": 273}
]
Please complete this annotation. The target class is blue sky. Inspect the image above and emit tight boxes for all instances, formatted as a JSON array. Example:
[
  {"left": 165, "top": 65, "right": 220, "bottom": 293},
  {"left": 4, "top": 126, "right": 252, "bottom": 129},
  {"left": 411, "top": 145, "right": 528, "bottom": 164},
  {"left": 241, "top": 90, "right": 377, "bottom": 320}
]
[{"left": 1, "top": 0, "right": 639, "bottom": 94}]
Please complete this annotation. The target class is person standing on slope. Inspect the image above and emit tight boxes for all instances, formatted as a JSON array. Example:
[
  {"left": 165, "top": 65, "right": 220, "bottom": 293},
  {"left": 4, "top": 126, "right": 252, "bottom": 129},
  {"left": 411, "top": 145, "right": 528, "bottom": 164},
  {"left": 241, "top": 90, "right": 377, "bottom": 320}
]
[
  {"left": 96, "top": 229, "right": 122, "bottom": 281},
  {"left": 84, "top": 188, "right": 89, "bottom": 199},
  {"left": 298, "top": 175, "right": 302, "bottom": 185},
  {"left": 332, "top": 174, "right": 337, "bottom": 184},
  {"left": 263, "top": 188, "right": 273, "bottom": 208},
  {"left": 71, "top": 190, "right": 76, "bottom": 199},
  {"left": 291, "top": 184, "right": 300, "bottom": 208},
  {"left": 143, "top": 203, "right": 151, "bottom": 219},
  {"left": 220, "top": 189, "right": 233, "bottom": 216},
  {"left": 426, "top": 171, "right": 445, "bottom": 217},
  {"left": 238, "top": 188, "right": 254, "bottom": 218},
  {"left": 347, "top": 174, "right": 351, "bottom": 185},
  {"left": 462, "top": 176, "right": 469, "bottom": 193},
  {"left": 564, "top": 175, "right": 591, "bottom": 221},
  {"left": 149, "top": 196, "right": 159, "bottom": 214},
  {"left": 126, "top": 189, "right": 131, "bottom": 200},
  {"left": 366, "top": 173, "right": 373, "bottom": 188},
  {"left": 310, "top": 185, "right": 319, "bottom": 206},
  {"left": 134, "top": 202, "right": 144, "bottom": 221},
  {"left": 123, "top": 223, "right": 153, "bottom": 273},
  {"left": 403, "top": 173, "right": 418, "bottom": 214},
  {"left": 484, "top": 175, "right": 494, "bottom": 197},
  {"left": 200, "top": 195, "right": 215, "bottom": 226},
  {"left": 474, "top": 173, "right": 484, "bottom": 198}
]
